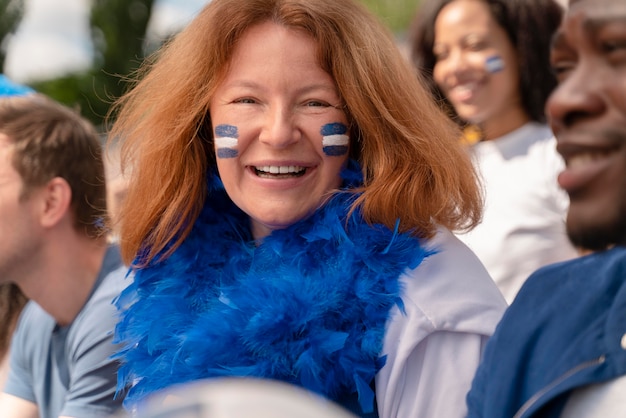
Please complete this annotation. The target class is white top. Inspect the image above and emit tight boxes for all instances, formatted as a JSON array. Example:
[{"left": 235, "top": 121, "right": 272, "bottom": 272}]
[
  {"left": 378, "top": 227, "right": 506, "bottom": 418},
  {"left": 456, "top": 122, "right": 578, "bottom": 303}
]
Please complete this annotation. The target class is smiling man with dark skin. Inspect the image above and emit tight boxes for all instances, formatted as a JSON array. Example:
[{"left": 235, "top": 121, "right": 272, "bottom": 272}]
[
  {"left": 550, "top": 1, "right": 626, "bottom": 252},
  {"left": 465, "top": 0, "right": 626, "bottom": 417}
]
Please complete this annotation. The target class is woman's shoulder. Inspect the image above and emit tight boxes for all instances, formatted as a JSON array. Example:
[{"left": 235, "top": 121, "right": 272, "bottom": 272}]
[
  {"left": 484, "top": 122, "right": 555, "bottom": 154},
  {"left": 397, "top": 227, "right": 506, "bottom": 335}
]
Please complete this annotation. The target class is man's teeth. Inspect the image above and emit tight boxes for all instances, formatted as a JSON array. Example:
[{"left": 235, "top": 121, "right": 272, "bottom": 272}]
[
  {"left": 568, "top": 150, "right": 613, "bottom": 169},
  {"left": 256, "top": 165, "right": 306, "bottom": 174}
]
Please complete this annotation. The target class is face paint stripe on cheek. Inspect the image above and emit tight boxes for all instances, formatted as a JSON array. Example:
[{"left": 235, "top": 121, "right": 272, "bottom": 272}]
[
  {"left": 215, "top": 124, "right": 239, "bottom": 158},
  {"left": 321, "top": 123, "right": 349, "bottom": 157},
  {"left": 485, "top": 55, "right": 505, "bottom": 73}
]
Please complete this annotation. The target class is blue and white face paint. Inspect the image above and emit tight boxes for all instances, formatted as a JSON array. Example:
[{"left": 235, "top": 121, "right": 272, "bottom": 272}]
[
  {"left": 214, "top": 124, "right": 239, "bottom": 158},
  {"left": 321, "top": 123, "right": 349, "bottom": 157},
  {"left": 485, "top": 55, "right": 505, "bottom": 73}
]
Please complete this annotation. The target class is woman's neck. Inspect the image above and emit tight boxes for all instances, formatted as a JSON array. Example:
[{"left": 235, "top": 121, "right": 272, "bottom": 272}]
[{"left": 478, "top": 106, "right": 531, "bottom": 141}]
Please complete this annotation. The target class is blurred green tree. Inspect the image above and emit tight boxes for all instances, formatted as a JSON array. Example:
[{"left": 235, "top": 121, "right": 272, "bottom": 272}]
[
  {"left": 2, "top": 0, "right": 419, "bottom": 129},
  {"left": 0, "top": 0, "right": 25, "bottom": 71},
  {"left": 30, "top": 0, "right": 155, "bottom": 129},
  {"left": 361, "top": 0, "right": 419, "bottom": 33}
]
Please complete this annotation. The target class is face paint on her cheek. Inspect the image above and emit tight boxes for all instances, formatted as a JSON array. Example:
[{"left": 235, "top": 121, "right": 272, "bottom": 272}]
[
  {"left": 485, "top": 55, "right": 505, "bottom": 73},
  {"left": 215, "top": 124, "right": 239, "bottom": 158},
  {"left": 321, "top": 123, "right": 349, "bottom": 157}
]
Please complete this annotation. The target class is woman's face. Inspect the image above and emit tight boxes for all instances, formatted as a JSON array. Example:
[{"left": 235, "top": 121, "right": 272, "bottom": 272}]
[
  {"left": 432, "top": 0, "right": 523, "bottom": 125},
  {"left": 210, "top": 21, "right": 350, "bottom": 241}
]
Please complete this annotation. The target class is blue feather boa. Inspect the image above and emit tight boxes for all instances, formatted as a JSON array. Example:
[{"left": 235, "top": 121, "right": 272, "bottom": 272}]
[{"left": 114, "top": 162, "right": 431, "bottom": 415}]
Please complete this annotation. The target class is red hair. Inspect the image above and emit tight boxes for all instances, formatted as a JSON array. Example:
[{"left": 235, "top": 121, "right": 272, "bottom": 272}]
[{"left": 109, "top": 0, "right": 482, "bottom": 266}]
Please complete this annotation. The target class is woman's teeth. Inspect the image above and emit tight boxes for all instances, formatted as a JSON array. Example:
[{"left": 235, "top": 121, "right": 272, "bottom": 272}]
[{"left": 255, "top": 165, "right": 306, "bottom": 177}]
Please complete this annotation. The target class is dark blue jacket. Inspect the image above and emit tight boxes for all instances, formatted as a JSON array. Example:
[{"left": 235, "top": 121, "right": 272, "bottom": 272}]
[{"left": 467, "top": 246, "right": 626, "bottom": 418}]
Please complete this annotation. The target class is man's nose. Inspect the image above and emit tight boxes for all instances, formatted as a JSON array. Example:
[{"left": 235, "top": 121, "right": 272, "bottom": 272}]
[{"left": 546, "top": 63, "right": 607, "bottom": 134}]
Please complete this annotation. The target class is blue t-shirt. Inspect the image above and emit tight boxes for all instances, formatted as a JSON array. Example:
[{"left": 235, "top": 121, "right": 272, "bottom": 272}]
[{"left": 3, "top": 246, "right": 129, "bottom": 418}]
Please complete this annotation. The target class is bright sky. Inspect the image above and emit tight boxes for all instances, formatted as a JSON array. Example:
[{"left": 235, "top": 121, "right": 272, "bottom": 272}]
[{"left": 4, "top": 0, "right": 210, "bottom": 83}]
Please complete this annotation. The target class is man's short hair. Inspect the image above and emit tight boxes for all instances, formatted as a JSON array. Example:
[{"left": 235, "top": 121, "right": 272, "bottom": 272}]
[{"left": 0, "top": 96, "right": 107, "bottom": 237}]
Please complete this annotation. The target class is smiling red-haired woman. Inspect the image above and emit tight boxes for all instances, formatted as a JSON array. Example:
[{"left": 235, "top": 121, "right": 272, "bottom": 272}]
[{"left": 108, "top": 0, "right": 506, "bottom": 416}]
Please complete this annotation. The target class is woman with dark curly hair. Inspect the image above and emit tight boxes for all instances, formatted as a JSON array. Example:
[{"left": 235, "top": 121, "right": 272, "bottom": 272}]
[{"left": 410, "top": 0, "right": 578, "bottom": 303}]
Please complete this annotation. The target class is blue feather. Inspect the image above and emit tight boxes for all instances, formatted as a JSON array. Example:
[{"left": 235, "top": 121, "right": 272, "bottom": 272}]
[
  {"left": 354, "top": 373, "right": 376, "bottom": 413},
  {"left": 114, "top": 161, "right": 434, "bottom": 415}
]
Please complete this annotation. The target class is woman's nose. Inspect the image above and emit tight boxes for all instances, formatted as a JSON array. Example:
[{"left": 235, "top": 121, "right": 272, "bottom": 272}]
[
  {"left": 258, "top": 106, "right": 300, "bottom": 148},
  {"left": 435, "top": 49, "right": 471, "bottom": 86},
  {"left": 446, "top": 49, "right": 472, "bottom": 73}
]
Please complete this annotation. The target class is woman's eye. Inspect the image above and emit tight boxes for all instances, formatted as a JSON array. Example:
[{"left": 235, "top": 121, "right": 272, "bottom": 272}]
[
  {"left": 234, "top": 98, "right": 256, "bottom": 104},
  {"left": 306, "top": 100, "right": 328, "bottom": 107},
  {"left": 433, "top": 48, "right": 448, "bottom": 61},
  {"left": 434, "top": 52, "right": 447, "bottom": 62},
  {"left": 462, "top": 34, "right": 488, "bottom": 51},
  {"left": 467, "top": 41, "right": 487, "bottom": 52}
]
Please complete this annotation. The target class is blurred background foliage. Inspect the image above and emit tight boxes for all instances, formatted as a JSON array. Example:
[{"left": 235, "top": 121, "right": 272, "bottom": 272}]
[
  {"left": 361, "top": 0, "right": 418, "bottom": 33},
  {"left": 0, "top": 0, "right": 419, "bottom": 130},
  {"left": 0, "top": 0, "right": 24, "bottom": 71}
]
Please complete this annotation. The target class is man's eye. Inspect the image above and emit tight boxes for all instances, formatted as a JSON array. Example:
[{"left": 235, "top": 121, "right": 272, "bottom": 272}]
[
  {"left": 550, "top": 62, "right": 574, "bottom": 81},
  {"left": 551, "top": 62, "right": 572, "bottom": 75},
  {"left": 601, "top": 40, "right": 626, "bottom": 55},
  {"left": 550, "top": 48, "right": 576, "bottom": 79}
]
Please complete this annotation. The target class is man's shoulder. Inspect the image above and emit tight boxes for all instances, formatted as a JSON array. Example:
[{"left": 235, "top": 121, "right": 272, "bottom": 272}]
[
  {"left": 503, "top": 247, "right": 626, "bottom": 330},
  {"left": 91, "top": 245, "right": 130, "bottom": 302},
  {"left": 95, "top": 263, "right": 130, "bottom": 299},
  {"left": 69, "top": 247, "right": 129, "bottom": 339},
  {"left": 469, "top": 247, "right": 626, "bottom": 416},
  {"left": 15, "top": 301, "right": 55, "bottom": 337},
  {"left": 522, "top": 246, "right": 626, "bottom": 292},
  {"left": 8, "top": 301, "right": 55, "bottom": 368}
]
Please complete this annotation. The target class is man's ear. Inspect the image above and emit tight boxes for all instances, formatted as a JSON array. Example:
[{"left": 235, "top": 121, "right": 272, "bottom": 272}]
[{"left": 39, "top": 177, "right": 72, "bottom": 229}]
